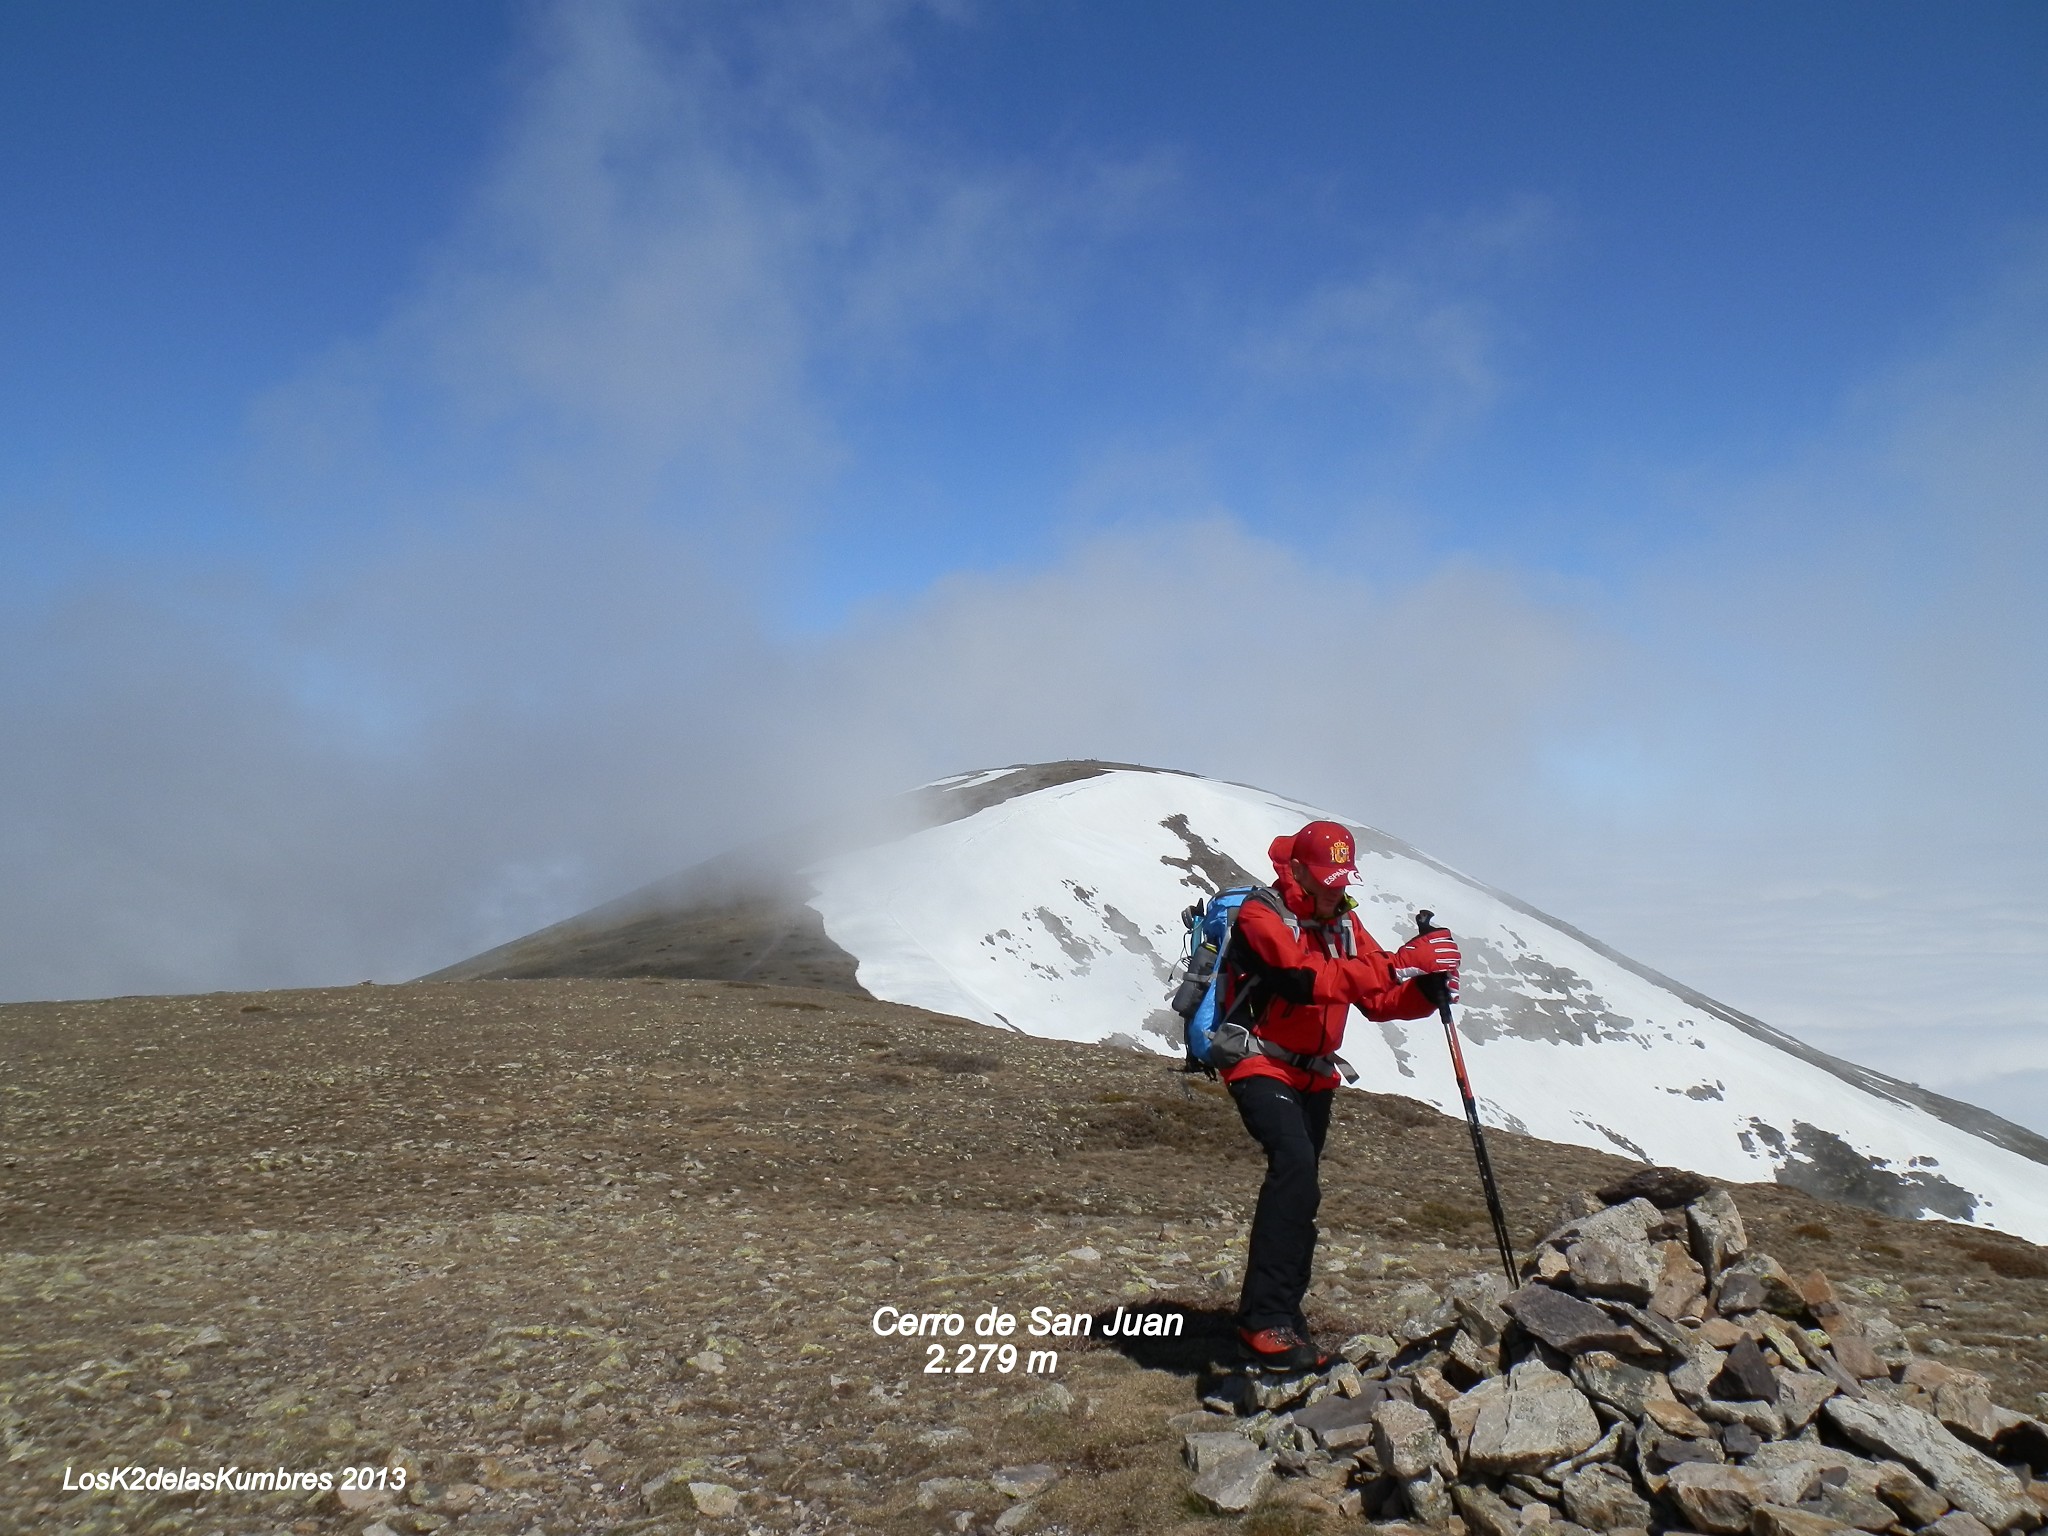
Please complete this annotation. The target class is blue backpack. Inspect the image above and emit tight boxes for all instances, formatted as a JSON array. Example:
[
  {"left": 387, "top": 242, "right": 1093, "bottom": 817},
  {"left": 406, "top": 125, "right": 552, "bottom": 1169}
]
[
  {"left": 1171, "top": 886, "right": 1281, "bottom": 1072},
  {"left": 1170, "top": 886, "right": 1360, "bottom": 1081}
]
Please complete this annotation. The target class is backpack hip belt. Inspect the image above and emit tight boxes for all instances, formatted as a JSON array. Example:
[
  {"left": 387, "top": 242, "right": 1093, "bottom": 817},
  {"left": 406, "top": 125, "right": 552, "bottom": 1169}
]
[{"left": 1253, "top": 1037, "right": 1360, "bottom": 1085}]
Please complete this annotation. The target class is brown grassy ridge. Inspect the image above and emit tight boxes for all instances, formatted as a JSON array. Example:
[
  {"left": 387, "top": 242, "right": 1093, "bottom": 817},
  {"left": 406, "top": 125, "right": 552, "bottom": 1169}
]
[{"left": 3, "top": 978, "right": 2043, "bottom": 1536}]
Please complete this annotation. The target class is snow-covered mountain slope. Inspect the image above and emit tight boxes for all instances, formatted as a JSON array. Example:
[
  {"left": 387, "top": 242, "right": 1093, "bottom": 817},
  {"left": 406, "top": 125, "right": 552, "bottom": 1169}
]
[{"left": 429, "top": 762, "right": 2048, "bottom": 1243}]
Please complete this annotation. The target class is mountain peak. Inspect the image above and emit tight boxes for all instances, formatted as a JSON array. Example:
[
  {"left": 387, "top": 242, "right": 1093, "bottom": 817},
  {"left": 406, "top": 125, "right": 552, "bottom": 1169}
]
[{"left": 428, "top": 763, "right": 2048, "bottom": 1240}]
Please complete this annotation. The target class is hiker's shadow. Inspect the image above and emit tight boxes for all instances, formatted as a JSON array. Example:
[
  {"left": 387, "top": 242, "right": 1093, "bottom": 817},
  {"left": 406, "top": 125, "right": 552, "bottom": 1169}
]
[{"left": 1089, "top": 1301, "right": 1238, "bottom": 1378}]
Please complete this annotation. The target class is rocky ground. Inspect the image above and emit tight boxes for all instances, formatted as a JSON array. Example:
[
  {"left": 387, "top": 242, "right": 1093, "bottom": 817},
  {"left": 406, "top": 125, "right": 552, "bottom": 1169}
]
[
  {"left": 1164, "top": 1175, "right": 2048, "bottom": 1532},
  {"left": 2, "top": 978, "right": 2044, "bottom": 1536}
]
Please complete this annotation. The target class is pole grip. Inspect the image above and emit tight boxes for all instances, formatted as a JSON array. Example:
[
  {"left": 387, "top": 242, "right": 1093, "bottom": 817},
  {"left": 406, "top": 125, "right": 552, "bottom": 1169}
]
[{"left": 1415, "top": 969, "right": 1454, "bottom": 1022}]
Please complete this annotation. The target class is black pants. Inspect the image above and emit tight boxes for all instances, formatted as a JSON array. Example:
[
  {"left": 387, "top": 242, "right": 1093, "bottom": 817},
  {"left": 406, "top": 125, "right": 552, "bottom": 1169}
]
[{"left": 1229, "top": 1074, "right": 1334, "bottom": 1333}]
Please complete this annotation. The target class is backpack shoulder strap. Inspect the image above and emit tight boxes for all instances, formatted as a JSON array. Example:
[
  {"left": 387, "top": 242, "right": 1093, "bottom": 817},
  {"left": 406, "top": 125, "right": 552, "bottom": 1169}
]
[{"left": 1237, "top": 884, "right": 1296, "bottom": 933}]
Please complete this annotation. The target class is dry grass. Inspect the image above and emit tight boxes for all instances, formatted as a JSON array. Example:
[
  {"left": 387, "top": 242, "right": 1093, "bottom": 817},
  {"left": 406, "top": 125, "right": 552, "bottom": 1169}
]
[{"left": 3, "top": 977, "right": 2044, "bottom": 1536}]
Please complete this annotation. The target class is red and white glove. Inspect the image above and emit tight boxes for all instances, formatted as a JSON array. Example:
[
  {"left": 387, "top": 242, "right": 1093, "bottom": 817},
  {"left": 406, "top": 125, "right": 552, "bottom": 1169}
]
[{"left": 1392, "top": 928, "right": 1462, "bottom": 1002}]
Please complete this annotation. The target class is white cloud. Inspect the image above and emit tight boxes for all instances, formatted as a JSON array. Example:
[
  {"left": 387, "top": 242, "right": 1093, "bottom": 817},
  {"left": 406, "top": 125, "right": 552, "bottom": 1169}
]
[
  {"left": 1239, "top": 194, "right": 1561, "bottom": 442},
  {"left": 1, "top": 0, "right": 2042, "bottom": 1144}
]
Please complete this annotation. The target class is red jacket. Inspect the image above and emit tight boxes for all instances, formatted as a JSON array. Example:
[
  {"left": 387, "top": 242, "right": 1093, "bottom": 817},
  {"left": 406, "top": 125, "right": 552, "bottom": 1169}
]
[{"left": 1219, "top": 871, "right": 1438, "bottom": 1091}]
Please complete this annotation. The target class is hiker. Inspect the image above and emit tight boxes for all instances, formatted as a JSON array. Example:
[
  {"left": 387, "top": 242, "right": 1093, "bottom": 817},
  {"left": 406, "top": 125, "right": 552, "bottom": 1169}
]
[{"left": 1220, "top": 820, "right": 1461, "bottom": 1372}]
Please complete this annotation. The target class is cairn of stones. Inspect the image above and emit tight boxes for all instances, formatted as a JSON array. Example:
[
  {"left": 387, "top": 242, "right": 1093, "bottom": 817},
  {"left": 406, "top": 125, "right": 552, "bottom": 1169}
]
[{"left": 1180, "top": 1170, "right": 2048, "bottom": 1534}]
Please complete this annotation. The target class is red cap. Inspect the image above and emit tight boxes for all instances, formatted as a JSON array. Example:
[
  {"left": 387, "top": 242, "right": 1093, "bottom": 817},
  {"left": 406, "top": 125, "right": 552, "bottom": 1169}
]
[{"left": 1269, "top": 820, "right": 1359, "bottom": 889}]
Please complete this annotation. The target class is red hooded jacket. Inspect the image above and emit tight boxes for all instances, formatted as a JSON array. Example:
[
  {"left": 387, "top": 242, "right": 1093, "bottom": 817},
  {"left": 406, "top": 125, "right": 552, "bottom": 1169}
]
[{"left": 1218, "top": 869, "right": 1439, "bottom": 1092}]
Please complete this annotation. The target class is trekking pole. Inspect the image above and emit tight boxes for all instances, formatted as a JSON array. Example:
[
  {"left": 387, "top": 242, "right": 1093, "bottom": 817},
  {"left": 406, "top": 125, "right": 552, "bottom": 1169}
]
[{"left": 1414, "top": 910, "right": 1518, "bottom": 1288}]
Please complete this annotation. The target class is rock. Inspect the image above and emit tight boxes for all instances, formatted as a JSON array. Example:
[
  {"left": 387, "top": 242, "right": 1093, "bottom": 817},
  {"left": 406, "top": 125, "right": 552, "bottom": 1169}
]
[
  {"left": 1597, "top": 1297, "right": 1692, "bottom": 1360},
  {"left": 991, "top": 1464, "right": 1057, "bottom": 1498},
  {"left": 1797, "top": 1270, "right": 1840, "bottom": 1310},
  {"left": 1399, "top": 1299, "right": 1464, "bottom": 1345},
  {"left": 1756, "top": 1315, "right": 1818, "bottom": 1369},
  {"left": 1748, "top": 1506, "right": 1854, "bottom": 1536},
  {"left": 1665, "top": 1462, "right": 1818, "bottom": 1535},
  {"left": 1806, "top": 1484, "right": 1900, "bottom": 1531},
  {"left": 1454, "top": 1483, "right": 1524, "bottom": 1536},
  {"left": 1922, "top": 1513, "right": 1996, "bottom": 1536},
  {"left": 1672, "top": 1348, "right": 1730, "bottom": 1409},
  {"left": 1596, "top": 1166, "right": 1715, "bottom": 1208},
  {"left": 1417, "top": 1368, "right": 1466, "bottom": 1433},
  {"left": 1323, "top": 1416, "right": 1380, "bottom": 1452},
  {"left": 1449, "top": 1328, "right": 1501, "bottom": 1384},
  {"left": 1700, "top": 1317, "right": 1749, "bottom": 1349},
  {"left": 1447, "top": 1374, "right": 1507, "bottom": 1454},
  {"left": 1503, "top": 1284, "right": 1651, "bottom": 1356},
  {"left": 1651, "top": 1436, "right": 1729, "bottom": 1470},
  {"left": 1701, "top": 1397, "right": 1787, "bottom": 1441},
  {"left": 1270, "top": 1420, "right": 1320, "bottom": 1459},
  {"left": 915, "top": 1476, "right": 983, "bottom": 1510},
  {"left": 643, "top": 1469, "right": 698, "bottom": 1514},
  {"left": 1553, "top": 1420, "right": 1630, "bottom": 1478},
  {"left": 1572, "top": 1352, "right": 1669, "bottom": 1420},
  {"left": 993, "top": 1499, "right": 1036, "bottom": 1533},
  {"left": 1857, "top": 1311, "right": 1911, "bottom": 1370},
  {"left": 1713, "top": 1336, "right": 1782, "bottom": 1404},
  {"left": 1744, "top": 1440, "right": 1859, "bottom": 1481},
  {"left": 685, "top": 1349, "right": 726, "bottom": 1375},
  {"left": 429, "top": 1483, "right": 482, "bottom": 1515},
  {"left": 1536, "top": 1247, "right": 1572, "bottom": 1283},
  {"left": 1931, "top": 1372, "right": 2010, "bottom": 1447},
  {"left": 1327, "top": 1360, "right": 1367, "bottom": 1396},
  {"left": 1722, "top": 1423, "right": 1764, "bottom": 1457},
  {"left": 1872, "top": 1461, "right": 1949, "bottom": 1525},
  {"left": 1904, "top": 1358, "right": 1960, "bottom": 1392},
  {"left": 1568, "top": 1237, "right": 1661, "bottom": 1304},
  {"left": 1296, "top": 1392, "right": 1379, "bottom": 1446},
  {"left": 1717, "top": 1256, "right": 1806, "bottom": 1320},
  {"left": 1375, "top": 1399, "right": 1448, "bottom": 1481},
  {"left": 1643, "top": 1396, "right": 1717, "bottom": 1439},
  {"left": 1465, "top": 1360, "right": 1603, "bottom": 1474},
  {"left": 1248, "top": 1373, "right": 1318, "bottom": 1412},
  {"left": 1824, "top": 1397, "right": 2031, "bottom": 1531},
  {"left": 1189, "top": 1448, "right": 1274, "bottom": 1514},
  {"left": 1446, "top": 1274, "right": 1513, "bottom": 1346},
  {"left": 1540, "top": 1197, "right": 1664, "bottom": 1253},
  {"left": 179, "top": 1323, "right": 228, "bottom": 1352},
  {"left": 475, "top": 1456, "right": 542, "bottom": 1492},
  {"left": 1185, "top": 1431, "right": 1256, "bottom": 1472},
  {"left": 1388, "top": 1281, "right": 1448, "bottom": 1326},
  {"left": 1810, "top": 1294, "right": 1884, "bottom": 1376},
  {"left": 1403, "top": 1468, "right": 1455, "bottom": 1525},
  {"left": 1825, "top": 1328, "right": 1890, "bottom": 1382},
  {"left": 1011, "top": 1380, "right": 1076, "bottom": 1417},
  {"left": 1667, "top": 1464, "right": 1781, "bottom": 1534},
  {"left": 1341, "top": 1332, "right": 1399, "bottom": 1366},
  {"left": 1199, "top": 1378, "right": 1253, "bottom": 1416},
  {"left": 1651, "top": 1240, "right": 1710, "bottom": 1321},
  {"left": 1560, "top": 1463, "right": 1652, "bottom": 1529},
  {"left": 689, "top": 1481, "right": 742, "bottom": 1517},
  {"left": 1687, "top": 1188, "right": 1750, "bottom": 1280}
]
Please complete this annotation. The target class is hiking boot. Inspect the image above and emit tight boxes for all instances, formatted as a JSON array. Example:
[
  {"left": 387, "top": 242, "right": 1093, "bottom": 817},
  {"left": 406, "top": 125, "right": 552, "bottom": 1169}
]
[{"left": 1236, "top": 1324, "right": 1331, "bottom": 1373}]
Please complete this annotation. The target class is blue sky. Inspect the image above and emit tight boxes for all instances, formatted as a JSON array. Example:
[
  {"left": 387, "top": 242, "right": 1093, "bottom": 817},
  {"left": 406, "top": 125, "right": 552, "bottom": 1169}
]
[{"left": 3, "top": 2, "right": 2045, "bottom": 1127}]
